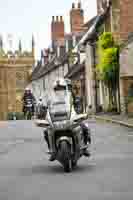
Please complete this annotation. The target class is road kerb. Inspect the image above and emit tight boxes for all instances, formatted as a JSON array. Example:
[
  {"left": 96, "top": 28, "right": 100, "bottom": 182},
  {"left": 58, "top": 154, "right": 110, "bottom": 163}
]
[{"left": 94, "top": 116, "right": 133, "bottom": 128}]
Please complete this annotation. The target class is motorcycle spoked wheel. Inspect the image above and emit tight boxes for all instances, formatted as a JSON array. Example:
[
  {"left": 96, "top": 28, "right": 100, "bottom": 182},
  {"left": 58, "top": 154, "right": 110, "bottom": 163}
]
[{"left": 59, "top": 141, "right": 72, "bottom": 173}]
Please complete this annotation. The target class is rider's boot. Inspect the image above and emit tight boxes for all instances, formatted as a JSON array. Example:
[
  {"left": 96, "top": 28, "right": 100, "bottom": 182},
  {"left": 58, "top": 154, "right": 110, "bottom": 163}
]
[
  {"left": 83, "top": 133, "right": 91, "bottom": 157},
  {"left": 83, "top": 148, "right": 90, "bottom": 157},
  {"left": 49, "top": 153, "right": 56, "bottom": 161},
  {"left": 43, "top": 130, "right": 56, "bottom": 161},
  {"left": 49, "top": 138, "right": 56, "bottom": 161},
  {"left": 44, "top": 130, "right": 50, "bottom": 149}
]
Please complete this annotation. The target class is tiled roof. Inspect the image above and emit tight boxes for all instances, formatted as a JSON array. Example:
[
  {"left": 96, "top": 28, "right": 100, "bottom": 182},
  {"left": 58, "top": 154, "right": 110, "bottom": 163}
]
[
  {"left": 31, "top": 62, "right": 42, "bottom": 80},
  {"left": 83, "top": 16, "right": 97, "bottom": 28},
  {"left": 31, "top": 53, "right": 69, "bottom": 81},
  {"left": 80, "top": 4, "right": 111, "bottom": 45},
  {"left": 65, "top": 63, "right": 84, "bottom": 79}
]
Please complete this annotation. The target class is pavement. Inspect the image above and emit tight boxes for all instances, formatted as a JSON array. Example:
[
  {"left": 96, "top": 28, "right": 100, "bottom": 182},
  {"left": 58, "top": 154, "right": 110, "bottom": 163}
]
[
  {"left": 89, "top": 113, "right": 133, "bottom": 128},
  {"left": 0, "top": 120, "right": 133, "bottom": 200}
]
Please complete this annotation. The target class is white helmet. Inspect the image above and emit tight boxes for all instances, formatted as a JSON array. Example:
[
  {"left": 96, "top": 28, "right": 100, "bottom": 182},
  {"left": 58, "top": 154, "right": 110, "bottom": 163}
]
[
  {"left": 25, "top": 87, "right": 31, "bottom": 91},
  {"left": 54, "top": 78, "right": 66, "bottom": 87},
  {"left": 39, "top": 97, "right": 42, "bottom": 101}
]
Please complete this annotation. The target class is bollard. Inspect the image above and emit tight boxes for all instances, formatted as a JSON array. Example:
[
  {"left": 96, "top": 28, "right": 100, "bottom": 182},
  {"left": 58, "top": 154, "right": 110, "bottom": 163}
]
[{"left": 13, "top": 113, "right": 16, "bottom": 120}]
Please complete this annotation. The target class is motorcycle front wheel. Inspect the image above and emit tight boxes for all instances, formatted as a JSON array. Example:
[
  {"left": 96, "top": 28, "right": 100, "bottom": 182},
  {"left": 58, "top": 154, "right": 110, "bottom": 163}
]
[{"left": 59, "top": 141, "right": 72, "bottom": 173}]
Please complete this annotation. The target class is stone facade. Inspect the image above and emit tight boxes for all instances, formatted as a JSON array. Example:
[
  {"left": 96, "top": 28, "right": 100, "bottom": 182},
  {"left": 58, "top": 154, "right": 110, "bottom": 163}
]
[{"left": 0, "top": 38, "right": 35, "bottom": 120}]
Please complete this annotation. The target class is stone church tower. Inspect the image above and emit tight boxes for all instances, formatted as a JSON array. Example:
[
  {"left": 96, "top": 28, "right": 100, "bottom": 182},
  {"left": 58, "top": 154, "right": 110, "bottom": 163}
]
[{"left": 0, "top": 36, "right": 35, "bottom": 120}]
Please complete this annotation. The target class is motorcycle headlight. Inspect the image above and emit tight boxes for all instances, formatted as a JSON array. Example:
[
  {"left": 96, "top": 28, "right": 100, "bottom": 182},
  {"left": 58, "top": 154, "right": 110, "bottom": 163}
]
[{"left": 53, "top": 120, "right": 71, "bottom": 130}]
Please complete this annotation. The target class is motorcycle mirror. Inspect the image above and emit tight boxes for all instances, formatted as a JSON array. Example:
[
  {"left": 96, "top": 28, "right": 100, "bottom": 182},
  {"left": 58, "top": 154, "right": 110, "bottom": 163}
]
[{"left": 35, "top": 119, "right": 50, "bottom": 128}]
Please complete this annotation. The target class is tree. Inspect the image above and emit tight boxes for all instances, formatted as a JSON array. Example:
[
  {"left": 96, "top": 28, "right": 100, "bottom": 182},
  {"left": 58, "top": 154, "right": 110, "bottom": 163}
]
[{"left": 97, "top": 32, "right": 119, "bottom": 111}]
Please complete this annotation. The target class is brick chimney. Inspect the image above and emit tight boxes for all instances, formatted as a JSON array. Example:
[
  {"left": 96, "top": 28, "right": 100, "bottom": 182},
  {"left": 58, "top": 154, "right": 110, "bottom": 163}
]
[
  {"left": 51, "top": 15, "right": 65, "bottom": 49},
  {"left": 70, "top": 2, "right": 84, "bottom": 34}
]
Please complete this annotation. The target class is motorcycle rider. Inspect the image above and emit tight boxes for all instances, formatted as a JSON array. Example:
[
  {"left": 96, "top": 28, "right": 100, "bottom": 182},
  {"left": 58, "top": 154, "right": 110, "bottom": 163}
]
[
  {"left": 43, "top": 79, "right": 91, "bottom": 161},
  {"left": 36, "top": 97, "right": 47, "bottom": 119},
  {"left": 22, "top": 88, "right": 36, "bottom": 117}
]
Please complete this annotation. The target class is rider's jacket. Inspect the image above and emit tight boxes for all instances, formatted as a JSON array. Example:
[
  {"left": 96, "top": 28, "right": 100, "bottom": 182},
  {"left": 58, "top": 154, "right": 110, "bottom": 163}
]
[{"left": 22, "top": 93, "right": 36, "bottom": 106}]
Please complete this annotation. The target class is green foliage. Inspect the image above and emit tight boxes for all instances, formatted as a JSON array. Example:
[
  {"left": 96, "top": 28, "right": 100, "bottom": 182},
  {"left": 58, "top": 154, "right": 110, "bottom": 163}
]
[
  {"left": 99, "top": 32, "right": 114, "bottom": 49},
  {"left": 98, "top": 47, "right": 119, "bottom": 87},
  {"left": 7, "top": 112, "right": 24, "bottom": 120},
  {"left": 97, "top": 32, "right": 119, "bottom": 85},
  {"left": 99, "top": 48, "right": 118, "bottom": 71},
  {"left": 97, "top": 32, "right": 119, "bottom": 111}
]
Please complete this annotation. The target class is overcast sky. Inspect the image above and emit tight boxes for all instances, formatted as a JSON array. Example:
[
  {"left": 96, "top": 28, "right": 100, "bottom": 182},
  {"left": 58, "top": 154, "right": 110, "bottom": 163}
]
[{"left": 0, "top": 0, "right": 97, "bottom": 59}]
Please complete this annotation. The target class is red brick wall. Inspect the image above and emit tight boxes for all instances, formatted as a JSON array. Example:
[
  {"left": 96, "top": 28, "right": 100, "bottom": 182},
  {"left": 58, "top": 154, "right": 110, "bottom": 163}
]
[
  {"left": 119, "top": 0, "right": 133, "bottom": 41},
  {"left": 97, "top": 0, "right": 133, "bottom": 41}
]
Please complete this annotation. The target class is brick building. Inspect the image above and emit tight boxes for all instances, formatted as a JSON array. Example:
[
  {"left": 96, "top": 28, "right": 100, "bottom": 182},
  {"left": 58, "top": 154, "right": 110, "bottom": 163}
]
[
  {"left": 30, "top": 2, "right": 87, "bottom": 108},
  {"left": 120, "top": 34, "right": 133, "bottom": 114},
  {"left": 96, "top": 0, "right": 133, "bottom": 114},
  {"left": 97, "top": 0, "right": 133, "bottom": 42},
  {"left": 51, "top": 2, "right": 86, "bottom": 54},
  {"left": 0, "top": 36, "right": 35, "bottom": 120}
]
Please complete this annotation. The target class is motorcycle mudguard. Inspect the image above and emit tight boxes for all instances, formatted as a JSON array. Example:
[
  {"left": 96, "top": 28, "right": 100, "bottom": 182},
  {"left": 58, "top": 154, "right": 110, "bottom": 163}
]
[{"left": 56, "top": 136, "right": 73, "bottom": 148}]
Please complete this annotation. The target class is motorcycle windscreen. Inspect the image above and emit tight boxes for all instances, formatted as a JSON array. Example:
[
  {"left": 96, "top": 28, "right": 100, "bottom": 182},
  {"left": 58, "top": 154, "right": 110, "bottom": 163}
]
[{"left": 49, "top": 90, "right": 71, "bottom": 122}]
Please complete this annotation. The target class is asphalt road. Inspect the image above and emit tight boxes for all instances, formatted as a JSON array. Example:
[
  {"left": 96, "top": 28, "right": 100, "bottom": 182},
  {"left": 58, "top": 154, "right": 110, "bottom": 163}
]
[{"left": 0, "top": 119, "right": 133, "bottom": 200}]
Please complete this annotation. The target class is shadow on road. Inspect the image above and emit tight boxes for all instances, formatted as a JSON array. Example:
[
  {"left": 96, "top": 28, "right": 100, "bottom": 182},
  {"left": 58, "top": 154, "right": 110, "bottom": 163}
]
[{"left": 29, "top": 162, "right": 96, "bottom": 175}]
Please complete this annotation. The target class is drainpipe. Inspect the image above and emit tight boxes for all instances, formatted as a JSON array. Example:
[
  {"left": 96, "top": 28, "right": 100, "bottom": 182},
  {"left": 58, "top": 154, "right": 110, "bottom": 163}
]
[
  {"left": 92, "top": 41, "right": 98, "bottom": 113},
  {"left": 117, "top": 47, "right": 121, "bottom": 113}
]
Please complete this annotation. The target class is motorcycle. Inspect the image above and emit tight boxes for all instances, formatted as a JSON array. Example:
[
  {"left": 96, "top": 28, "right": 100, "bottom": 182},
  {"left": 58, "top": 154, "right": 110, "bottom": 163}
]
[{"left": 35, "top": 100, "right": 91, "bottom": 173}]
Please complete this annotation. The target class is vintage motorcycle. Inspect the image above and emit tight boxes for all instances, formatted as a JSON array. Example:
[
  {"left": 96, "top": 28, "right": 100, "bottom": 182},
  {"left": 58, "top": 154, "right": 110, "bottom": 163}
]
[{"left": 35, "top": 100, "right": 91, "bottom": 172}]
